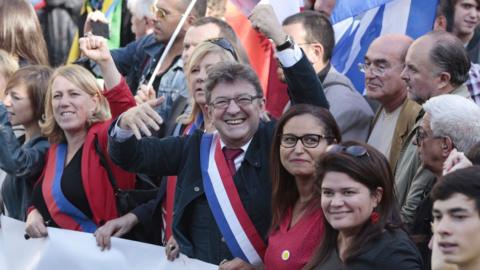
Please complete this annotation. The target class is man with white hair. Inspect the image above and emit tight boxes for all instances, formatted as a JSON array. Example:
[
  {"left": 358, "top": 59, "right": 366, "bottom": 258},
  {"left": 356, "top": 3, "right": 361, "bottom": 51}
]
[
  {"left": 127, "top": 0, "right": 156, "bottom": 40},
  {"left": 410, "top": 94, "right": 480, "bottom": 269},
  {"left": 417, "top": 94, "right": 480, "bottom": 177}
]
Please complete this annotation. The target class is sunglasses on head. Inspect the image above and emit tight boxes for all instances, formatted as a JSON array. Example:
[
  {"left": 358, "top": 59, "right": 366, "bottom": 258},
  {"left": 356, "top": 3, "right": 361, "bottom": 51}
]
[
  {"left": 328, "top": 144, "right": 370, "bottom": 158},
  {"left": 207, "top": 38, "right": 239, "bottom": 61}
]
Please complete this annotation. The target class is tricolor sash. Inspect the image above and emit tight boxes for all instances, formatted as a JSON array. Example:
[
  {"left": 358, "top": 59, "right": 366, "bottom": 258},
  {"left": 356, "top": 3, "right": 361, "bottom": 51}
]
[
  {"left": 200, "top": 133, "right": 266, "bottom": 265},
  {"left": 42, "top": 144, "right": 97, "bottom": 233},
  {"left": 164, "top": 114, "right": 204, "bottom": 241}
]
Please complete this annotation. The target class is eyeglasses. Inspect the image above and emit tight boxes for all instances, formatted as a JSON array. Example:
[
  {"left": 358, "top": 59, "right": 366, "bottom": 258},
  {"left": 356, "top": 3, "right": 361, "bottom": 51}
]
[
  {"left": 329, "top": 144, "right": 369, "bottom": 158},
  {"left": 150, "top": 5, "right": 167, "bottom": 19},
  {"left": 210, "top": 94, "right": 262, "bottom": 109},
  {"left": 358, "top": 62, "right": 386, "bottom": 77},
  {"left": 207, "top": 38, "right": 238, "bottom": 61},
  {"left": 280, "top": 134, "right": 331, "bottom": 148},
  {"left": 414, "top": 127, "right": 443, "bottom": 146}
]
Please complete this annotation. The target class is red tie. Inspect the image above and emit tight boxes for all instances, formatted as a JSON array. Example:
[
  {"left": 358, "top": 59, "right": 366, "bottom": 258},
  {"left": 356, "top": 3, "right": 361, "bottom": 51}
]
[{"left": 222, "top": 148, "right": 243, "bottom": 175}]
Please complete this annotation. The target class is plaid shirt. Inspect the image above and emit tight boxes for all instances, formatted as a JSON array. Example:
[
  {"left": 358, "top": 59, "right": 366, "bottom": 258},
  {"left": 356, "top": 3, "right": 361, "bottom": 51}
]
[{"left": 466, "top": 63, "right": 480, "bottom": 106}]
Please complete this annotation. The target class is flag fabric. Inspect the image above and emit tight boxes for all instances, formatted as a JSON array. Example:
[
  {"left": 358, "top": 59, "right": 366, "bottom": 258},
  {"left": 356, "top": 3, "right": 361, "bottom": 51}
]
[
  {"left": 224, "top": 0, "right": 302, "bottom": 118},
  {"left": 331, "top": 0, "right": 394, "bottom": 24},
  {"left": 331, "top": 0, "right": 438, "bottom": 93}
]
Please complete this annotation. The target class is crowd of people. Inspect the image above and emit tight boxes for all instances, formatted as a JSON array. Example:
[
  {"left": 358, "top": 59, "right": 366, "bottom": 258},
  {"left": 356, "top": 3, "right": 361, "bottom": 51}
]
[{"left": 1, "top": 0, "right": 480, "bottom": 269}]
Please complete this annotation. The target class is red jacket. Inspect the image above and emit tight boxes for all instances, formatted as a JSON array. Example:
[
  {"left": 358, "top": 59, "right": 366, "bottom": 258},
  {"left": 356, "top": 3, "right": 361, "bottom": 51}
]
[{"left": 37, "top": 78, "right": 137, "bottom": 229}]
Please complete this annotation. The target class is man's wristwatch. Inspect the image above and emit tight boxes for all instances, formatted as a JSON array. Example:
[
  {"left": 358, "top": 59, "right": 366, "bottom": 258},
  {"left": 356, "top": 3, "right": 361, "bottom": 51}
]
[{"left": 276, "top": 35, "right": 295, "bottom": 51}]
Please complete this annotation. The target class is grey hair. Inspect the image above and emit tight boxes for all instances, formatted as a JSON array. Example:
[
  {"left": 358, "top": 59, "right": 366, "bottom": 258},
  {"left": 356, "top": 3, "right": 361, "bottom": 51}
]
[
  {"left": 127, "top": 0, "right": 155, "bottom": 18},
  {"left": 423, "top": 95, "right": 480, "bottom": 152}
]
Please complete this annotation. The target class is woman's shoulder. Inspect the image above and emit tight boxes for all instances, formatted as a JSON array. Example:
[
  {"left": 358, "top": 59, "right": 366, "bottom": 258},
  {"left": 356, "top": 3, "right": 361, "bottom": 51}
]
[{"left": 353, "top": 228, "right": 423, "bottom": 269}]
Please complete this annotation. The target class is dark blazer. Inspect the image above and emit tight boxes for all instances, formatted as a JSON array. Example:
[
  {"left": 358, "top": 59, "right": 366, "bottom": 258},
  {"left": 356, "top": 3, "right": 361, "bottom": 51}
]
[
  {"left": 109, "top": 54, "right": 328, "bottom": 264},
  {"left": 314, "top": 229, "right": 423, "bottom": 270}
]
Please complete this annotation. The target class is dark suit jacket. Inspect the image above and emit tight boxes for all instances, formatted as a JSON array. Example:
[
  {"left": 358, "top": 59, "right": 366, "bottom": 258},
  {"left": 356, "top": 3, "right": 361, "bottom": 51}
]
[{"left": 109, "top": 54, "right": 328, "bottom": 264}]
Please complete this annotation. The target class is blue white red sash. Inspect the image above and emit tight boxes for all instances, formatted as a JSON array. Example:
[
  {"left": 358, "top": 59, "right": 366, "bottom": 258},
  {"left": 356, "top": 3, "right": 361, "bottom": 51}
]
[
  {"left": 164, "top": 114, "right": 204, "bottom": 241},
  {"left": 42, "top": 144, "right": 97, "bottom": 233},
  {"left": 200, "top": 133, "right": 266, "bottom": 265}
]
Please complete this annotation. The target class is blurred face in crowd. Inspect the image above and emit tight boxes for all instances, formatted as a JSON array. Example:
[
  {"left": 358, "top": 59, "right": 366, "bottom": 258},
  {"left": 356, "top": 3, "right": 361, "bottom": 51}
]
[
  {"left": 314, "top": 0, "right": 337, "bottom": 16},
  {"left": 280, "top": 114, "right": 329, "bottom": 179},
  {"left": 321, "top": 171, "right": 382, "bottom": 235},
  {"left": 189, "top": 52, "right": 230, "bottom": 106},
  {"left": 452, "top": 0, "right": 480, "bottom": 41},
  {"left": 401, "top": 36, "right": 442, "bottom": 104},
  {"left": 208, "top": 80, "right": 264, "bottom": 148},
  {"left": 277, "top": 22, "right": 324, "bottom": 82},
  {"left": 3, "top": 84, "right": 35, "bottom": 126},
  {"left": 51, "top": 76, "right": 98, "bottom": 136},
  {"left": 151, "top": 0, "right": 184, "bottom": 42},
  {"left": 415, "top": 113, "right": 451, "bottom": 176},
  {"left": 183, "top": 23, "right": 221, "bottom": 63},
  {"left": 433, "top": 193, "right": 480, "bottom": 269},
  {"left": 364, "top": 37, "right": 408, "bottom": 104},
  {"left": 131, "top": 15, "right": 154, "bottom": 40}
]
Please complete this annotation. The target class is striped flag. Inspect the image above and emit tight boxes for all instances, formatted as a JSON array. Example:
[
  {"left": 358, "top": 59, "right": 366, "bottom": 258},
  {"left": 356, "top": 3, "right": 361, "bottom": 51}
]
[
  {"left": 225, "top": 0, "right": 302, "bottom": 118},
  {"left": 331, "top": 0, "right": 438, "bottom": 93}
]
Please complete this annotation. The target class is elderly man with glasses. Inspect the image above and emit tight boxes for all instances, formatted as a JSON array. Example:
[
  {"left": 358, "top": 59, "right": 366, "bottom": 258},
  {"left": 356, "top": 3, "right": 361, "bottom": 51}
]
[{"left": 363, "top": 34, "right": 421, "bottom": 170}]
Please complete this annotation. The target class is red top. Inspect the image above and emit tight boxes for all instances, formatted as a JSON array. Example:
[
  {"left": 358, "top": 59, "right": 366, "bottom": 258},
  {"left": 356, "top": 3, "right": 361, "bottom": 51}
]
[{"left": 264, "top": 205, "right": 324, "bottom": 270}]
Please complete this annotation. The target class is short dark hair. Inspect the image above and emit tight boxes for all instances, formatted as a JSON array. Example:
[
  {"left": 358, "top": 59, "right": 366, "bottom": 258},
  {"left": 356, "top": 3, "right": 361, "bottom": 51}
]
[
  {"left": 191, "top": 17, "right": 250, "bottom": 64},
  {"left": 425, "top": 31, "right": 470, "bottom": 86},
  {"left": 436, "top": 0, "right": 480, "bottom": 32},
  {"left": 283, "top": 10, "right": 335, "bottom": 62},
  {"left": 431, "top": 166, "right": 480, "bottom": 215},
  {"left": 178, "top": 0, "right": 207, "bottom": 18},
  {"left": 204, "top": 62, "right": 263, "bottom": 103},
  {"left": 5, "top": 65, "right": 52, "bottom": 121},
  {"left": 270, "top": 104, "right": 341, "bottom": 231}
]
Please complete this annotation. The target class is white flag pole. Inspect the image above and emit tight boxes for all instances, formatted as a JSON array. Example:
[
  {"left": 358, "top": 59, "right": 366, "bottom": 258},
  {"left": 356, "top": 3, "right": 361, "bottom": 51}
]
[{"left": 146, "top": 0, "right": 198, "bottom": 88}]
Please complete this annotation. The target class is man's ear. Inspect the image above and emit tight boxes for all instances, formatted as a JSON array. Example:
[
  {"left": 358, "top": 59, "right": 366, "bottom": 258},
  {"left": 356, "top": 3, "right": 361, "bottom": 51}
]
[
  {"left": 442, "top": 136, "right": 454, "bottom": 157},
  {"left": 183, "top": 14, "right": 196, "bottom": 31},
  {"left": 310, "top": 42, "right": 325, "bottom": 63},
  {"left": 437, "top": 71, "right": 452, "bottom": 90}
]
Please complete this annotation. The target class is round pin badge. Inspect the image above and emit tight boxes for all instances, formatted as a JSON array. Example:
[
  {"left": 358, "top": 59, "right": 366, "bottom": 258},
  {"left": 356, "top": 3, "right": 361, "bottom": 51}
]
[{"left": 281, "top": 250, "right": 290, "bottom": 261}]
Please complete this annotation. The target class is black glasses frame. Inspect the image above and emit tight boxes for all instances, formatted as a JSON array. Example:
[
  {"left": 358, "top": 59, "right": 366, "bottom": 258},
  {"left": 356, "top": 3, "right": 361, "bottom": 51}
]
[
  {"left": 280, "top": 134, "right": 331, "bottom": 148},
  {"left": 210, "top": 94, "right": 262, "bottom": 110}
]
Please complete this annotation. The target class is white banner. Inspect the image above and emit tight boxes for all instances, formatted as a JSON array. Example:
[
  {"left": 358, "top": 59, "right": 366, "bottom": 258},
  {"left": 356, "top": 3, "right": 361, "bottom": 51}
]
[{"left": 0, "top": 215, "right": 216, "bottom": 270}]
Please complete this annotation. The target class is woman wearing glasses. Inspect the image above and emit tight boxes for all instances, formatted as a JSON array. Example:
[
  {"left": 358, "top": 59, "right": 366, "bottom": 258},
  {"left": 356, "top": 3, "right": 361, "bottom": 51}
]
[
  {"left": 305, "top": 142, "right": 423, "bottom": 270},
  {"left": 261, "top": 104, "right": 341, "bottom": 270}
]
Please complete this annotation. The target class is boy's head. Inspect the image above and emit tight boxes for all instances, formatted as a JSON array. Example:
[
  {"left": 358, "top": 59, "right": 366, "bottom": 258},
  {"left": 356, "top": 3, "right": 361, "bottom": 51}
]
[{"left": 431, "top": 166, "right": 480, "bottom": 269}]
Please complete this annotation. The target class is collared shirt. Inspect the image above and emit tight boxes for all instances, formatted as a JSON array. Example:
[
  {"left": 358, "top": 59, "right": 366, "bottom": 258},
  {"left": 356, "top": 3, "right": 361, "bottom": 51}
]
[
  {"left": 219, "top": 136, "right": 252, "bottom": 171},
  {"left": 465, "top": 63, "right": 480, "bottom": 106}
]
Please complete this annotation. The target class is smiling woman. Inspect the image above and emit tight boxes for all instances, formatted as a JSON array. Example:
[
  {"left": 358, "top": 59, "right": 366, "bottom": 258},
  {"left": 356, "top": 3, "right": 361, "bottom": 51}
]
[
  {"left": 263, "top": 104, "right": 341, "bottom": 270},
  {"left": 305, "top": 141, "right": 423, "bottom": 270},
  {"left": 24, "top": 35, "right": 137, "bottom": 239}
]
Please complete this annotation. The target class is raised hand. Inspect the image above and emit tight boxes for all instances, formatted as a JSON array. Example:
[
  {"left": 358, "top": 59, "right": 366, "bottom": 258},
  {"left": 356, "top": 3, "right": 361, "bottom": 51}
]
[
  {"left": 248, "top": 4, "right": 287, "bottom": 46},
  {"left": 135, "top": 84, "right": 157, "bottom": 105},
  {"left": 119, "top": 97, "right": 165, "bottom": 139}
]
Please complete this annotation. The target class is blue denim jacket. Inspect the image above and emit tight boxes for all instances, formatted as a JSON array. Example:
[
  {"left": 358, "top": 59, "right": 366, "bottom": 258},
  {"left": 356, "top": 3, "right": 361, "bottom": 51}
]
[
  {"left": 111, "top": 34, "right": 188, "bottom": 121},
  {"left": 0, "top": 103, "right": 49, "bottom": 220}
]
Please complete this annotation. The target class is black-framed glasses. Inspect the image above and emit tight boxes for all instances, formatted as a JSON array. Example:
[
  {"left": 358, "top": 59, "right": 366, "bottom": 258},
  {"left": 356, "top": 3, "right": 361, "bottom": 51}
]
[
  {"left": 210, "top": 94, "right": 262, "bottom": 109},
  {"left": 280, "top": 134, "right": 331, "bottom": 148},
  {"left": 414, "top": 127, "right": 443, "bottom": 146},
  {"left": 207, "top": 38, "right": 238, "bottom": 61},
  {"left": 329, "top": 144, "right": 369, "bottom": 158}
]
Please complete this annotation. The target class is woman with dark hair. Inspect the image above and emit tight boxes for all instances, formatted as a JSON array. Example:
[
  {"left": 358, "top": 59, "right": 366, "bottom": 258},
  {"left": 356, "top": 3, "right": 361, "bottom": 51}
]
[
  {"left": 263, "top": 104, "right": 341, "bottom": 270},
  {"left": 306, "top": 141, "right": 423, "bottom": 270}
]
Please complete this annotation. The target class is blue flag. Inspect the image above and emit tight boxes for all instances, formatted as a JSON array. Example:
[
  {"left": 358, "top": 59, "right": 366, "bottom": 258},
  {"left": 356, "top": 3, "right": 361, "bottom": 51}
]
[
  {"left": 331, "top": 0, "right": 438, "bottom": 93},
  {"left": 331, "top": 0, "right": 394, "bottom": 24}
]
